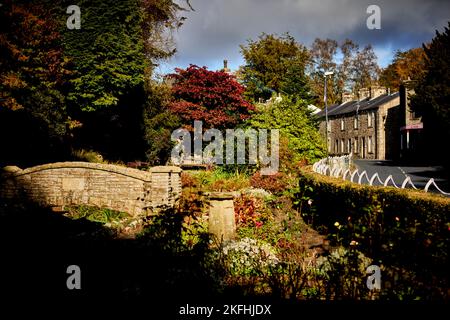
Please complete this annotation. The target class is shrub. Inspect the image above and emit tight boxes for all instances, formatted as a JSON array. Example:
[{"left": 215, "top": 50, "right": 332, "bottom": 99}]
[
  {"left": 222, "top": 238, "right": 279, "bottom": 276},
  {"left": 71, "top": 149, "right": 104, "bottom": 163},
  {"left": 250, "top": 171, "right": 288, "bottom": 194},
  {"left": 234, "top": 194, "right": 266, "bottom": 228},
  {"left": 298, "top": 167, "right": 450, "bottom": 300},
  {"left": 181, "top": 172, "right": 198, "bottom": 188},
  {"left": 247, "top": 96, "right": 326, "bottom": 164},
  {"left": 66, "top": 205, "right": 128, "bottom": 224}
]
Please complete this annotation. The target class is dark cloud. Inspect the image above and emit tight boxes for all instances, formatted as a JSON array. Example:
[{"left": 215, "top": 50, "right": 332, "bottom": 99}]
[{"left": 158, "top": 0, "right": 450, "bottom": 73}]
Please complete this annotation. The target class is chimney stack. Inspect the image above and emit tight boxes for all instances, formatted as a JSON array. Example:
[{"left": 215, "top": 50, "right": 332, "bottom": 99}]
[
  {"left": 370, "top": 86, "right": 387, "bottom": 99},
  {"left": 358, "top": 88, "right": 370, "bottom": 101},
  {"left": 341, "top": 92, "right": 354, "bottom": 104},
  {"left": 223, "top": 59, "right": 230, "bottom": 73}
]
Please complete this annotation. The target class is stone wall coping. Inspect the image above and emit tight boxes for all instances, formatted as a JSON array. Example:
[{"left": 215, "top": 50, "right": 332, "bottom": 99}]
[
  {"left": 206, "top": 192, "right": 238, "bottom": 200},
  {"left": 1, "top": 162, "right": 152, "bottom": 182},
  {"left": 150, "top": 166, "right": 182, "bottom": 173}
]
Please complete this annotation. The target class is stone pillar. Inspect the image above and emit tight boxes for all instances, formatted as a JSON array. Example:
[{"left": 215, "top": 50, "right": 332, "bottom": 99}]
[
  {"left": 149, "top": 166, "right": 182, "bottom": 208},
  {"left": 208, "top": 192, "right": 236, "bottom": 242}
]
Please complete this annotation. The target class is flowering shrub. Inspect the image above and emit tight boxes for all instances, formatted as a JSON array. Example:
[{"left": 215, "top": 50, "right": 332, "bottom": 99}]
[
  {"left": 250, "top": 171, "right": 288, "bottom": 194},
  {"left": 234, "top": 194, "right": 267, "bottom": 228},
  {"left": 223, "top": 238, "right": 279, "bottom": 276}
]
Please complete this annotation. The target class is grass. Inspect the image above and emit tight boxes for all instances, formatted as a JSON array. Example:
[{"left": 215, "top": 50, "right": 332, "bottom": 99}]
[
  {"left": 65, "top": 205, "right": 129, "bottom": 224},
  {"left": 186, "top": 167, "right": 252, "bottom": 192}
]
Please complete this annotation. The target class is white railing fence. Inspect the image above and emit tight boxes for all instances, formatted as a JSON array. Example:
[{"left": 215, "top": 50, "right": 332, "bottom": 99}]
[{"left": 312, "top": 155, "right": 450, "bottom": 196}]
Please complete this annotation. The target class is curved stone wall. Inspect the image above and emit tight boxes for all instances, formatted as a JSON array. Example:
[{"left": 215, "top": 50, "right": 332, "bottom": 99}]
[{"left": 0, "top": 162, "right": 182, "bottom": 216}]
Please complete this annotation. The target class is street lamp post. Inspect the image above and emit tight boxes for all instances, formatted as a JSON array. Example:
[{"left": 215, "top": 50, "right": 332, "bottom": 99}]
[{"left": 324, "top": 71, "right": 334, "bottom": 153}]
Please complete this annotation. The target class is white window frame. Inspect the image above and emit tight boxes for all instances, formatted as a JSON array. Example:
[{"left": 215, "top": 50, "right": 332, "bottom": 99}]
[
  {"left": 341, "top": 118, "right": 345, "bottom": 131},
  {"left": 354, "top": 116, "right": 358, "bottom": 129}
]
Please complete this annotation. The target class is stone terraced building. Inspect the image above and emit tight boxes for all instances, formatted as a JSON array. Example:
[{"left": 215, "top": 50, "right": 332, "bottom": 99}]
[{"left": 317, "top": 82, "right": 423, "bottom": 161}]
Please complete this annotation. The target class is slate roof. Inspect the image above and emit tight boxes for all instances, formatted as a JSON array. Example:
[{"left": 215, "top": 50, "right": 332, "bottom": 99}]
[{"left": 315, "top": 92, "right": 399, "bottom": 118}]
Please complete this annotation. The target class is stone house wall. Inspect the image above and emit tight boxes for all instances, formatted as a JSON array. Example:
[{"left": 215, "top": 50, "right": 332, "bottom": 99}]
[{"left": 319, "top": 96, "right": 400, "bottom": 160}]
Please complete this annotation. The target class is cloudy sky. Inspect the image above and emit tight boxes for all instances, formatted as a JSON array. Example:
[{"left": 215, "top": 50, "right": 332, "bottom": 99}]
[{"left": 157, "top": 0, "right": 450, "bottom": 74}]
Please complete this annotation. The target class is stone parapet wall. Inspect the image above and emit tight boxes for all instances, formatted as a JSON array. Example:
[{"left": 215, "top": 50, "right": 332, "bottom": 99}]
[{"left": 0, "top": 162, "right": 182, "bottom": 216}]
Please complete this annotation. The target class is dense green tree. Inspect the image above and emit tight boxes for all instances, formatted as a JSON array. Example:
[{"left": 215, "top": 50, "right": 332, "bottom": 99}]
[
  {"left": 61, "top": 0, "right": 147, "bottom": 112},
  {"left": 0, "top": 0, "right": 191, "bottom": 165},
  {"left": 143, "top": 80, "right": 181, "bottom": 165},
  {"left": 411, "top": 22, "right": 450, "bottom": 165},
  {"left": 247, "top": 97, "right": 326, "bottom": 163},
  {"left": 239, "top": 33, "right": 311, "bottom": 102}
]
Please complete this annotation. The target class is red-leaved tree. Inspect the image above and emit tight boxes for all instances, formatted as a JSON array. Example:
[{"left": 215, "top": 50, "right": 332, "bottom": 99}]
[{"left": 168, "top": 65, "right": 254, "bottom": 129}]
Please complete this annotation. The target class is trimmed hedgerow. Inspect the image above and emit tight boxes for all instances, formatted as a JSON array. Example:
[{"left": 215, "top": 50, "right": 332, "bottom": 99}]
[{"left": 298, "top": 167, "right": 450, "bottom": 300}]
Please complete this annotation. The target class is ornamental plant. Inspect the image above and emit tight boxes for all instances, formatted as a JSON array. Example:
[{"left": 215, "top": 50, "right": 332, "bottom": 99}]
[
  {"left": 168, "top": 65, "right": 254, "bottom": 129},
  {"left": 222, "top": 237, "right": 279, "bottom": 276}
]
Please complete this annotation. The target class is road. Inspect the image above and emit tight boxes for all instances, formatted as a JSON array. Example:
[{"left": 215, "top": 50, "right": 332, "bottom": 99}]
[{"left": 353, "top": 160, "right": 449, "bottom": 194}]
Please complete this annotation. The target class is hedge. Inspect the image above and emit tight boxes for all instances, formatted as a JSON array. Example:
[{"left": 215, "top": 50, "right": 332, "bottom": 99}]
[{"left": 298, "top": 167, "right": 450, "bottom": 300}]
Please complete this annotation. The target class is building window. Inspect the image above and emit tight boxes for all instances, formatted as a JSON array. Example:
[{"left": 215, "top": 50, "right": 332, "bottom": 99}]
[
  {"left": 354, "top": 116, "right": 358, "bottom": 129},
  {"left": 341, "top": 139, "right": 345, "bottom": 154},
  {"left": 409, "top": 108, "right": 419, "bottom": 120},
  {"left": 368, "top": 136, "right": 373, "bottom": 153},
  {"left": 348, "top": 139, "right": 352, "bottom": 153},
  {"left": 368, "top": 112, "right": 374, "bottom": 127},
  {"left": 354, "top": 137, "right": 358, "bottom": 153},
  {"left": 335, "top": 139, "right": 339, "bottom": 153},
  {"left": 341, "top": 118, "right": 345, "bottom": 131},
  {"left": 361, "top": 137, "right": 365, "bottom": 157}
]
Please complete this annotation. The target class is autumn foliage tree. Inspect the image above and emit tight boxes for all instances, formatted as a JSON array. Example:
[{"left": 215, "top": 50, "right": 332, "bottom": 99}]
[
  {"left": 308, "top": 38, "right": 380, "bottom": 106},
  {"left": 168, "top": 65, "right": 254, "bottom": 129},
  {"left": 0, "top": 0, "right": 72, "bottom": 166},
  {"left": 379, "top": 47, "right": 427, "bottom": 91},
  {"left": 0, "top": 0, "right": 70, "bottom": 131}
]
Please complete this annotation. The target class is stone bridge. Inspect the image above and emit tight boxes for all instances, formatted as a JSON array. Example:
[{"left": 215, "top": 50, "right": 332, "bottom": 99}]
[{"left": 0, "top": 162, "right": 182, "bottom": 216}]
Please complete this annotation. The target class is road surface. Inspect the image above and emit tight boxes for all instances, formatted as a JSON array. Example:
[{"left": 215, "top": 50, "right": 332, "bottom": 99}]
[{"left": 353, "top": 160, "right": 449, "bottom": 194}]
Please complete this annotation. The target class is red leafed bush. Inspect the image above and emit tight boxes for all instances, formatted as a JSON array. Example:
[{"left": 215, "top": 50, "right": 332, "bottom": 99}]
[
  {"left": 234, "top": 194, "right": 264, "bottom": 228},
  {"left": 250, "top": 171, "right": 288, "bottom": 194},
  {"left": 168, "top": 65, "right": 254, "bottom": 129},
  {"left": 181, "top": 172, "right": 197, "bottom": 188}
]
